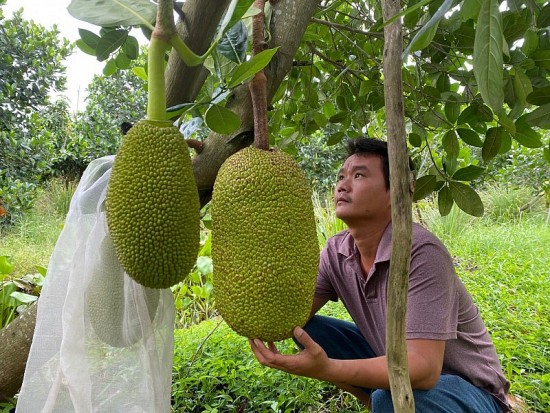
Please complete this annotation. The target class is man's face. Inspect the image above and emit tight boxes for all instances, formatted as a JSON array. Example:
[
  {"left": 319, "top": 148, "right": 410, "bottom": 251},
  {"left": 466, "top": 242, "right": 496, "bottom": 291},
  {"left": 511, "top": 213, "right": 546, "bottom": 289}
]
[{"left": 333, "top": 154, "right": 391, "bottom": 225}]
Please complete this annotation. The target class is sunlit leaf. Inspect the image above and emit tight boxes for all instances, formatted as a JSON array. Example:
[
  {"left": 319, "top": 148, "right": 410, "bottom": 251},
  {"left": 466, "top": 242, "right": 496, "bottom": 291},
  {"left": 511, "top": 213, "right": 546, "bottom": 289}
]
[
  {"left": 67, "top": 0, "right": 156, "bottom": 27},
  {"left": 227, "top": 47, "right": 279, "bottom": 88},
  {"left": 0, "top": 256, "right": 14, "bottom": 275},
  {"left": 204, "top": 104, "right": 240, "bottom": 134},
  {"left": 443, "top": 130, "right": 460, "bottom": 159},
  {"left": 457, "top": 128, "right": 483, "bottom": 147}
]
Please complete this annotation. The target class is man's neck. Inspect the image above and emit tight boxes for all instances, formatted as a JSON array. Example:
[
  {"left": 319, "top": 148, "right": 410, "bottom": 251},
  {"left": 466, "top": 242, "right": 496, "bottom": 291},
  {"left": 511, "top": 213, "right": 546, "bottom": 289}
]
[{"left": 348, "top": 218, "right": 391, "bottom": 275}]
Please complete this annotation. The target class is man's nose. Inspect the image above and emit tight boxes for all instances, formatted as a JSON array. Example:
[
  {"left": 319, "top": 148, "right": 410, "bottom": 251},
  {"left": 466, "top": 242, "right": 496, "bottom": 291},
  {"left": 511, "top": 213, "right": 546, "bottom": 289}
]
[{"left": 336, "top": 178, "right": 349, "bottom": 192}]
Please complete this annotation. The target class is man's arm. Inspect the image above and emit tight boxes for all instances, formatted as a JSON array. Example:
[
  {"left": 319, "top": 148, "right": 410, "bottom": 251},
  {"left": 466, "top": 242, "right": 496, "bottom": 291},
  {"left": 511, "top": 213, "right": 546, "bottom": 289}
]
[
  {"left": 309, "top": 296, "right": 329, "bottom": 318},
  {"left": 249, "top": 326, "right": 445, "bottom": 390}
]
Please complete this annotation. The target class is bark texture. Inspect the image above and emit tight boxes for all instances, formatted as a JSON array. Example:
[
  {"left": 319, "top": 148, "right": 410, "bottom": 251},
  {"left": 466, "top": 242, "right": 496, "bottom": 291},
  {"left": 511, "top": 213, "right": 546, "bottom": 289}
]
[
  {"left": 0, "top": 303, "right": 37, "bottom": 402},
  {"left": 381, "top": 0, "right": 415, "bottom": 411}
]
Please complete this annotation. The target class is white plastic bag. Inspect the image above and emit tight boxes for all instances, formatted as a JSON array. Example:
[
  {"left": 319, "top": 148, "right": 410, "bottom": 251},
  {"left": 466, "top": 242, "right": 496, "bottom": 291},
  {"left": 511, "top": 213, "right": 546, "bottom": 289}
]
[{"left": 16, "top": 156, "right": 175, "bottom": 413}]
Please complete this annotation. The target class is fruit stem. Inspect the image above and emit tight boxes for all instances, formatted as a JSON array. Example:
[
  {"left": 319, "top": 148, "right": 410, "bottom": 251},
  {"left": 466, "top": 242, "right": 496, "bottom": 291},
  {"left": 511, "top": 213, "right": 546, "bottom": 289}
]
[{"left": 249, "top": 0, "right": 269, "bottom": 151}]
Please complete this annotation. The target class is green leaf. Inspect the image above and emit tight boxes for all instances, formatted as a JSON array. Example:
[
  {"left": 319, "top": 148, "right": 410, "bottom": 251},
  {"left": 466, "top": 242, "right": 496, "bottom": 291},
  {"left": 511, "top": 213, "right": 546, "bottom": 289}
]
[
  {"left": 222, "top": 0, "right": 257, "bottom": 38},
  {"left": 102, "top": 59, "right": 117, "bottom": 76},
  {"left": 132, "top": 66, "right": 148, "bottom": 81},
  {"left": 460, "top": 0, "right": 482, "bottom": 22},
  {"left": 217, "top": 20, "right": 248, "bottom": 64},
  {"left": 408, "top": 132, "right": 423, "bottom": 148},
  {"left": 521, "top": 29, "right": 538, "bottom": 56},
  {"left": 115, "top": 52, "right": 131, "bottom": 70},
  {"left": 514, "top": 120, "right": 543, "bottom": 147},
  {"left": 457, "top": 105, "right": 479, "bottom": 125},
  {"left": 403, "top": 0, "right": 454, "bottom": 57},
  {"left": 444, "top": 96, "right": 460, "bottom": 124},
  {"left": 0, "top": 256, "right": 14, "bottom": 275},
  {"left": 524, "top": 103, "right": 550, "bottom": 129},
  {"left": 413, "top": 174, "right": 437, "bottom": 202},
  {"left": 227, "top": 47, "right": 279, "bottom": 88},
  {"left": 78, "top": 28, "right": 100, "bottom": 49},
  {"left": 96, "top": 29, "right": 128, "bottom": 62},
  {"left": 437, "top": 185, "right": 453, "bottom": 216},
  {"left": 449, "top": 181, "right": 484, "bottom": 217},
  {"left": 329, "top": 112, "right": 348, "bottom": 124},
  {"left": 526, "top": 86, "right": 550, "bottom": 106},
  {"left": 457, "top": 128, "right": 483, "bottom": 147},
  {"left": 122, "top": 36, "right": 140, "bottom": 60},
  {"left": 482, "top": 127, "right": 502, "bottom": 162},
  {"left": 443, "top": 130, "right": 460, "bottom": 159},
  {"left": 473, "top": 0, "right": 504, "bottom": 113},
  {"left": 513, "top": 68, "right": 533, "bottom": 105},
  {"left": 532, "top": 50, "right": 550, "bottom": 69},
  {"left": 204, "top": 104, "right": 241, "bottom": 134},
  {"left": 452, "top": 165, "right": 485, "bottom": 181},
  {"left": 537, "top": 4, "right": 550, "bottom": 28},
  {"left": 67, "top": 0, "right": 156, "bottom": 27},
  {"left": 10, "top": 291, "right": 38, "bottom": 304},
  {"left": 75, "top": 39, "right": 96, "bottom": 56},
  {"left": 327, "top": 132, "right": 344, "bottom": 146},
  {"left": 35, "top": 265, "right": 47, "bottom": 277}
]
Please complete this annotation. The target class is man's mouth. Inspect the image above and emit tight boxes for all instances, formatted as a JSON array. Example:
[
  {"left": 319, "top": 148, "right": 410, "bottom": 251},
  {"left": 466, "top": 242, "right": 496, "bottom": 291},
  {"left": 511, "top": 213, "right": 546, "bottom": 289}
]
[{"left": 335, "top": 197, "right": 350, "bottom": 205}]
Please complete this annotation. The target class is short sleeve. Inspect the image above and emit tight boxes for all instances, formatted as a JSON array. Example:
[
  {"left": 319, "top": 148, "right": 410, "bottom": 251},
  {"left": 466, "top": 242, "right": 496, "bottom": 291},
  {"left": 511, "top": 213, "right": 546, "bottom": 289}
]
[
  {"left": 314, "top": 244, "right": 339, "bottom": 302},
  {"left": 405, "top": 240, "right": 459, "bottom": 341}
]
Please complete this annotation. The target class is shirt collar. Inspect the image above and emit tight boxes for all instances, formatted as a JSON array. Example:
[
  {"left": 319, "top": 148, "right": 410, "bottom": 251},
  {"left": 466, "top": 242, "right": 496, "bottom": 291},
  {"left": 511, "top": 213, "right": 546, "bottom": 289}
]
[{"left": 337, "top": 223, "right": 393, "bottom": 264}]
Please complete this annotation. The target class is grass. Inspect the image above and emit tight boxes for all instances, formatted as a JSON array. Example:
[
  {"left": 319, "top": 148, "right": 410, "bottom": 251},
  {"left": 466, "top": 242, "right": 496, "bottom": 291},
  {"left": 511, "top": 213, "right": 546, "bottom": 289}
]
[{"left": 1, "top": 184, "right": 549, "bottom": 411}]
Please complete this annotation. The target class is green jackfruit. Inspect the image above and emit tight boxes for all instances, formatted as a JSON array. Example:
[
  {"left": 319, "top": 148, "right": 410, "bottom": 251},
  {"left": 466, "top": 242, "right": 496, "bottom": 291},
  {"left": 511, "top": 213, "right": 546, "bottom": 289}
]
[
  {"left": 212, "top": 147, "right": 319, "bottom": 342},
  {"left": 106, "top": 120, "right": 200, "bottom": 288},
  {"left": 86, "top": 235, "right": 160, "bottom": 347}
]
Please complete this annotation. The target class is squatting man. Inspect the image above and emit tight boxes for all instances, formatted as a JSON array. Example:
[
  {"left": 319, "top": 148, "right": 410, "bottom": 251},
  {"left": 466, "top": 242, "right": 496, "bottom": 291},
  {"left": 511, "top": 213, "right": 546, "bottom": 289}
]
[{"left": 249, "top": 138, "right": 510, "bottom": 413}]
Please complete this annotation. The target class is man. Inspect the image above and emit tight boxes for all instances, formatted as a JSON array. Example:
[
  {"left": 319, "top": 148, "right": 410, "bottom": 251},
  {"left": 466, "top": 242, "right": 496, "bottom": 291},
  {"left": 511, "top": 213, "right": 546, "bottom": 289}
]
[{"left": 249, "top": 138, "right": 510, "bottom": 412}]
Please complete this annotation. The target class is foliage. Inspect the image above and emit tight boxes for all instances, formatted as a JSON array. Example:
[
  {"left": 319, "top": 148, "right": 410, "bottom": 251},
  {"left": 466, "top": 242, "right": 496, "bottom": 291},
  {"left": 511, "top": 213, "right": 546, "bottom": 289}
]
[
  {"left": 172, "top": 229, "right": 217, "bottom": 328},
  {"left": 171, "top": 318, "right": 362, "bottom": 412},
  {"left": 0, "top": 255, "right": 44, "bottom": 329},
  {"left": 425, "top": 211, "right": 550, "bottom": 412},
  {"left": 0, "top": 7, "right": 72, "bottom": 225}
]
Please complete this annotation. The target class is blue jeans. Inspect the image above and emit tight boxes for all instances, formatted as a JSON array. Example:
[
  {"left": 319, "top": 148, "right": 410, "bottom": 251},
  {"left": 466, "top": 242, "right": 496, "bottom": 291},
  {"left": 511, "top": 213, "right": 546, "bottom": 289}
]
[{"left": 299, "top": 315, "right": 503, "bottom": 413}]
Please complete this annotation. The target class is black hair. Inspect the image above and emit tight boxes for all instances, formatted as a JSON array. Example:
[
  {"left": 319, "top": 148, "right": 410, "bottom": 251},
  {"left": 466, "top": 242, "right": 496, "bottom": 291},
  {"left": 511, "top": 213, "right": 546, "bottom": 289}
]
[{"left": 345, "top": 138, "right": 415, "bottom": 190}]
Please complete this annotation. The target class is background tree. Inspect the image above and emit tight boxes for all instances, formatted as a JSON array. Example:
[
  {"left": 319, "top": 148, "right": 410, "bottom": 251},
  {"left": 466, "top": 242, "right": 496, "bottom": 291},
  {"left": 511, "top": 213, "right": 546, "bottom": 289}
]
[{"left": 0, "top": 4, "right": 72, "bottom": 225}]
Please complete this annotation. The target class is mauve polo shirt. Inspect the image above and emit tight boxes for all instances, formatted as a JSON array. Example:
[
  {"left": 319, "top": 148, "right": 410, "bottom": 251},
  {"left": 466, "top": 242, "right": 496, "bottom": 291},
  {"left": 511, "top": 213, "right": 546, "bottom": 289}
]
[{"left": 315, "top": 222, "right": 510, "bottom": 411}]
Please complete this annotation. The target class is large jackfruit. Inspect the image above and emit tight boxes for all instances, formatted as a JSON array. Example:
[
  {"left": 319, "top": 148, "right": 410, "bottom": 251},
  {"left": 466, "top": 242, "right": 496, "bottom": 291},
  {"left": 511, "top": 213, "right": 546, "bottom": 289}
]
[
  {"left": 106, "top": 120, "right": 200, "bottom": 288},
  {"left": 212, "top": 147, "right": 319, "bottom": 342},
  {"left": 86, "top": 235, "right": 160, "bottom": 347}
]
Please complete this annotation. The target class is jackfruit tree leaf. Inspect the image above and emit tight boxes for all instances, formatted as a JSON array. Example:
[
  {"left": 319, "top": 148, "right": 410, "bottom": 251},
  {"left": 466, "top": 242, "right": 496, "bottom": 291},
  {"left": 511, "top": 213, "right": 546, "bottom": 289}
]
[
  {"left": 329, "top": 112, "right": 348, "bottom": 124},
  {"left": 482, "top": 127, "right": 502, "bottom": 162},
  {"left": 522, "top": 29, "right": 538, "bottom": 56},
  {"left": 115, "top": 52, "right": 131, "bottom": 69},
  {"left": 457, "top": 105, "right": 478, "bottom": 125},
  {"left": 449, "top": 181, "right": 484, "bottom": 217},
  {"left": 532, "top": 50, "right": 550, "bottom": 69},
  {"left": 403, "top": 0, "right": 453, "bottom": 57},
  {"left": 205, "top": 104, "right": 241, "bottom": 134},
  {"left": 327, "top": 132, "right": 344, "bottom": 146},
  {"left": 122, "top": 36, "right": 140, "bottom": 60},
  {"left": 413, "top": 174, "right": 437, "bottom": 202},
  {"left": 78, "top": 28, "right": 100, "bottom": 49},
  {"left": 437, "top": 185, "right": 453, "bottom": 217},
  {"left": 75, "top": 39, "right": 96, "bottom": 56},
  {"left": 526, "top": 86, "right": 550, "bottom": 106},
  {"left": 536, "top": 3, "right": 550, "bottom": 28},
  {"left": 217, "top": 21, "right": 248, "bottom": 64},
  {"left": 497, "top": 113, "right": 516, "bottom": 135},
  {"left": 132, "top": 66, "right": 148, "bottom": 81},
  {"left": 217, "top": 0, "right": 257, "bottom": 42},
  {"left": 67, "top": 0, "right": 157, "bottom": 27},
  {"left": 444, "top": 96, "right": 460, "bottom": 124},
  {"left": 408, "top": 132, "right": 423, "bottom": 148},
  {"left": 457, "top": 128, "right": 483, "bottom": 147},
  {"left": 443, "top": 130, "right": 460, "bottom": 159},
  {"left": 513, "top": 68, "right": 533, "bottom": 105},
  {"left": 473, "top": 0, "right": 504, "bottom": 113},
  {"left": 524, "top": 103, "right": 550, "bottom": 129},
  {"left": 103, "top": 59, "right": 117, "bottom": 76},
  {"left": 452, "top": 165, "right": 485, "bottom": 181},
  {"left": 514, "top": 123, "right": 543, "bottom": 148},
  {"left": 460, "top": 0, "right": 482, "bottom": 22},
  {"left": 96, "top": 29, "right": 128, "bottom": 62},
  {"left": 227, "top": 47, "right": 279, "bottom": 89}
]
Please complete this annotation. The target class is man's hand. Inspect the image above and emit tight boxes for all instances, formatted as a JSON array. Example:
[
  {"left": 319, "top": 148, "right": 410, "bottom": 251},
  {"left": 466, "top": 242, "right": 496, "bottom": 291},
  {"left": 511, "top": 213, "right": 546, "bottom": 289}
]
[{"left": 249, "top": 326, "right": 332, "bottom": 380}]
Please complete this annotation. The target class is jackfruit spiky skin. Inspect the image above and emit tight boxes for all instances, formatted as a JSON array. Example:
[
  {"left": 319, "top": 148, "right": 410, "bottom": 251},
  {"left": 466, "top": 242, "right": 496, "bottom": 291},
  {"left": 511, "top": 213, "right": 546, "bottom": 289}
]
[
  {"left": 106, "top": 120, "right": 200, "bottom": 288},
  {"left": 211, "top": 147, "right": 319, "bottom": 342},
  {"left": 86, "top": 235, "right": 160, "bottom": 347}
]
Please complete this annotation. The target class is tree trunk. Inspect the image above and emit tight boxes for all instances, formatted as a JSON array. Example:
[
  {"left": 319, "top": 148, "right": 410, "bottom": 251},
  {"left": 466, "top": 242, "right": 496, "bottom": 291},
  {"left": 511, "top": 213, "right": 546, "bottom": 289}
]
[
  {"left": 0, "top": 0, "right": 321, "bottom": 402},
  {"left": 381, "top": 0, "right": 415, "bottom": 412},
  {"left": 0, "top": 302, "right": 37, "bottom": 402}
]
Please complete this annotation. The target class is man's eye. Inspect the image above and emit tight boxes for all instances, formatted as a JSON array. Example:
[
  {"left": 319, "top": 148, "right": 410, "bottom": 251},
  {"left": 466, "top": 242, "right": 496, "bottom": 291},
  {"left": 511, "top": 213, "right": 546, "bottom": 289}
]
[
  {"left": 354, "top": 173, "right": 364, "bottom": 178},
  {"left": 337, "top": 175, "right": 344, "bottom": 181}
]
